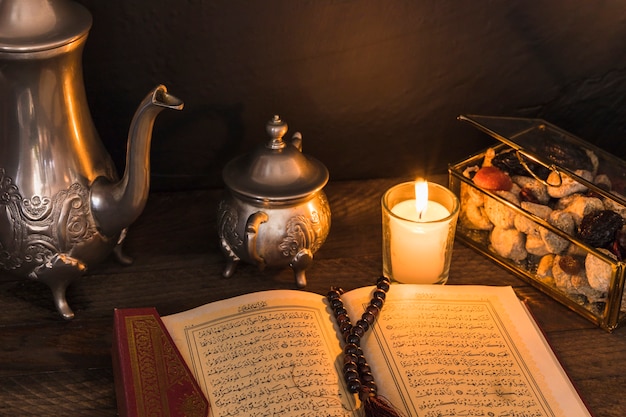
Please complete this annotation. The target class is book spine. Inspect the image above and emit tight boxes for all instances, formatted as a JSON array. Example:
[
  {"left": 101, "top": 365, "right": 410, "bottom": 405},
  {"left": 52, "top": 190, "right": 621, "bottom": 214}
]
[{"left": 111, "top": 307, "right": 209, "bottom": 417}]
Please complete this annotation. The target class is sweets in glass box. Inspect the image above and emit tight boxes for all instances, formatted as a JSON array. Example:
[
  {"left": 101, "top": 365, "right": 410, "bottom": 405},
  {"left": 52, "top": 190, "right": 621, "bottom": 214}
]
[{"left": 449, "top": 115, "right": 626, "bottom": 331}]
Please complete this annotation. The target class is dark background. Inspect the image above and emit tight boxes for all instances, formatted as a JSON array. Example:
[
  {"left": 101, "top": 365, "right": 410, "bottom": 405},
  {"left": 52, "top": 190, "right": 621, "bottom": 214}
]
[{"left": 75, "top": 0, "right": 626, "bottom": 191}]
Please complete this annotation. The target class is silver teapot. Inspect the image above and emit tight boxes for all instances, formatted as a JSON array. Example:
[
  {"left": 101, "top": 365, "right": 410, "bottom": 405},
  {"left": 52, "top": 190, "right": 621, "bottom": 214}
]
[
  {"left": 0, "top": 0, "right": 183, "bottom": 318},
  {"left": 218, "top": 116, "right": 331, "bottom": 288}
]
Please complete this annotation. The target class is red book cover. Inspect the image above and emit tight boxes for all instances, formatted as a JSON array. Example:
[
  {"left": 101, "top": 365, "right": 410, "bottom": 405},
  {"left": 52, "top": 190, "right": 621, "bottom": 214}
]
[{"left": 112, "top": 307, "right": 209, "bottom": 417}]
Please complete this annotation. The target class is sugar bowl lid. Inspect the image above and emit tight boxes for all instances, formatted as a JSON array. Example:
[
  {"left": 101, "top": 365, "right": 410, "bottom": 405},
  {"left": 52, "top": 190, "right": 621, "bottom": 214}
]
[{"left": 222, "top": 115, "right": 329, "bottom": 201}]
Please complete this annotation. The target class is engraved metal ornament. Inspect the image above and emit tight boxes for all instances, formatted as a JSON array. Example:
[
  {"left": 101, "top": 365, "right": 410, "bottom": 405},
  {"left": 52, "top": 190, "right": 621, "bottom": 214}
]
[
  {"left": 0, "top": 0, "right": 184, "bottom": 319},
  {"left": 218, "top": 192, "right": 331, "bottom": 288},
  {"left": 218, "top": 116, "right": 331, "bottom": 287},
  {"left": 0, "top": 172, "right": 104, "bottom": 272}
]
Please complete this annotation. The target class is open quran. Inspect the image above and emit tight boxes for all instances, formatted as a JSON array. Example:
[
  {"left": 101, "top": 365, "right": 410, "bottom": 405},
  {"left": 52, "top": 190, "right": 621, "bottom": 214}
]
[{"left": 113, "top": 284, "right": 592, "bottom": 417}]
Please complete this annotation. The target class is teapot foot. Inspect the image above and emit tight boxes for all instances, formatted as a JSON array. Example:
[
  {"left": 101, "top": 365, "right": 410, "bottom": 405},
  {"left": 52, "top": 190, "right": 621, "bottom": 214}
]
[
  {"left": 290, "top": 249, "right": 313, "bottom": 288},
  {"left": 112, "top": 229, "right": 133, "bottom": 266},
  {"left": 29, "top": 253, "right": 87, "bottom": 320},
  {"left": 50, "top": 283, "right": 76, "bottom": 320},
  {"left": 113, "top": 244, "right": 133, "bottom": 266},
  {"left": 110, "top": 228, "right": 133, "bottom": 265}
]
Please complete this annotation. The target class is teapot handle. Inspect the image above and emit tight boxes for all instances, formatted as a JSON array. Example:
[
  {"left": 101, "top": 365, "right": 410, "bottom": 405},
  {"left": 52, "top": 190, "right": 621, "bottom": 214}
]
[{"left": 245, "top": 211, "right": 269, "bottom": 268}]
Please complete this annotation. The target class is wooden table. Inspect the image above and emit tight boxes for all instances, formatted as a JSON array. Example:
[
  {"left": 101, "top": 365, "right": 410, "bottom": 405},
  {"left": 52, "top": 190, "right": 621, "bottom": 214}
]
[{"left": 0, "top": 177, "right": 623, "bottom": 416}]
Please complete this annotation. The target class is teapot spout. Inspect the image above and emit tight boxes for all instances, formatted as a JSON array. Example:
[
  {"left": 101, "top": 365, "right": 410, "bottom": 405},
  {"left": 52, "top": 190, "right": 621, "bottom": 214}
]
[{"left": 90, "top": 85, "right": 184, "bottom": 237}]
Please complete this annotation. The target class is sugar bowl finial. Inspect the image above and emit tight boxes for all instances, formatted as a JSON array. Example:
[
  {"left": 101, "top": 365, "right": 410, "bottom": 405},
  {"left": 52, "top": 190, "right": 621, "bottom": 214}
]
[
  {"left": 265, "top": 115, "right": 289, "bottom": 149},
  {"left": 217, "top": 115, "right": 331, "bottom": 288}
]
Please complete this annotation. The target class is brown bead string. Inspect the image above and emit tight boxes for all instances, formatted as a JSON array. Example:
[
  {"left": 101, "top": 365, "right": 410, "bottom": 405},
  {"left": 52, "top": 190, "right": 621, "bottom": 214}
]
[{"left": 327, "top": 276, "right": 391, "bottom": 400}]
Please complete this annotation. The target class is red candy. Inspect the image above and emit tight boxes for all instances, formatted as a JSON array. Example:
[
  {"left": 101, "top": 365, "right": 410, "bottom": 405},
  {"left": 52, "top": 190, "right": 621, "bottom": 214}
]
[{"left": 473, "top": 166, "right": 513, "bottom": 191}]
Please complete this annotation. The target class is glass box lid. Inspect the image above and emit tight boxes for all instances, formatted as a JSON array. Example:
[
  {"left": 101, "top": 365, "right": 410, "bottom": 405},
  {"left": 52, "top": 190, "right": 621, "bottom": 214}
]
[{"left": 458, "top": 114, "right": 626, "bottom": 206}]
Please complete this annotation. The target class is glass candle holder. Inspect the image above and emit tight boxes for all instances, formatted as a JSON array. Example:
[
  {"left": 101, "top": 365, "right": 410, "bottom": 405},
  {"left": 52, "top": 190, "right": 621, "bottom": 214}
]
[{"left": 382, "top": 181, "right": 460, "bottom": 284}]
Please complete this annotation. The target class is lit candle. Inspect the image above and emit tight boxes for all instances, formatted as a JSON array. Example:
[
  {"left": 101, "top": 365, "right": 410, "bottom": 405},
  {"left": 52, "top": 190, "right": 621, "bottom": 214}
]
[{"left": 389, "top": 179, "right": 451, "bottom": 284}]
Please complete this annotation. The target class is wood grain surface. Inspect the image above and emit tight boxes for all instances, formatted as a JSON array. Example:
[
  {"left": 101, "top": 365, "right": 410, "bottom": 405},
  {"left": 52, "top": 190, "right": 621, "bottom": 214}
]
[{"left": 0, "top": 177, "right": 623, "bottom": 416}]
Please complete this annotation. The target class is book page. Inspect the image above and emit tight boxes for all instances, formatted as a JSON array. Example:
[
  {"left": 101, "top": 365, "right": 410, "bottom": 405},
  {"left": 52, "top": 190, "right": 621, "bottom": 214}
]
[
  {"left": 162, "top": 290, "right": 358, "bottom": 417},
  {"left": 341, "top": 285, "right": 591, "bottom": 417}
]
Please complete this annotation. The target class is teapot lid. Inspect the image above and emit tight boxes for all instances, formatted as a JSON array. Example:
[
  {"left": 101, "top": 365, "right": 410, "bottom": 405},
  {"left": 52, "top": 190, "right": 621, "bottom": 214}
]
[
  {"left": 0, "top": 0, "right": 92, "bottom": 53},
  {"left": 222, "top": 115, "right": 329, "bottom": 201}
]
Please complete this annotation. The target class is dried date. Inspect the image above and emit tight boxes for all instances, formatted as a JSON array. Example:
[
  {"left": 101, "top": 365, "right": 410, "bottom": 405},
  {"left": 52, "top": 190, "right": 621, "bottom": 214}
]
[
  {"left": 578, "top": 210, "right": 624, "bottom": 248},
  {"left": 542, "top": 140, "right": 594, "bottom": 172},
  {"left": 519, "top": 186, "right": 540, "bottom": 203},
  {"left": 558, "top": 255, "right": 583, "bottom": 275},
  {"left": 612, "top": 226, "right": 626, "bottom": 260},
  {"left": 490, "top": 138, "right": 594, "bottom": 178},
  {"left": 491, "top": 149, "right": 550, "bottom": 178}
]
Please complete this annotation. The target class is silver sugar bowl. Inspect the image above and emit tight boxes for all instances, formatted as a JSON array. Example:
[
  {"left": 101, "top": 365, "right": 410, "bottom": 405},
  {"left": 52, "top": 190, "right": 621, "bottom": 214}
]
[{"left": 217, "top": 115, "right": 331, "bottom": 287}]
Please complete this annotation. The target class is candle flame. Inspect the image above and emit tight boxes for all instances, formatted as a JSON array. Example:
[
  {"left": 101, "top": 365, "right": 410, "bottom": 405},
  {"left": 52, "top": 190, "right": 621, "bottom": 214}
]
[{"left": 414, "top": 179, "right": 428, "bottom": 219}]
